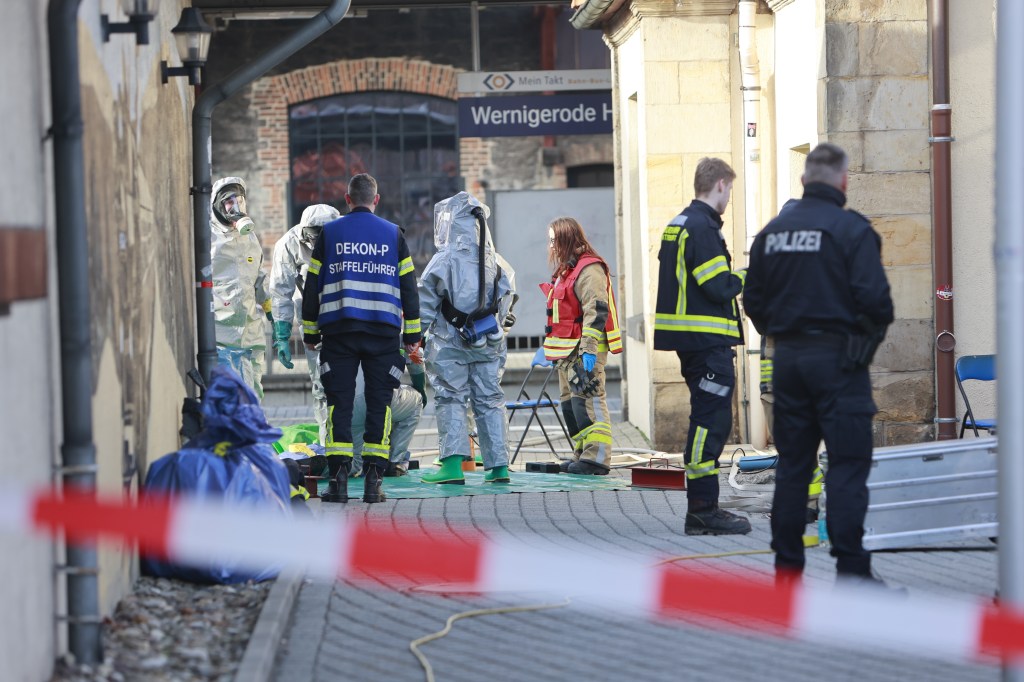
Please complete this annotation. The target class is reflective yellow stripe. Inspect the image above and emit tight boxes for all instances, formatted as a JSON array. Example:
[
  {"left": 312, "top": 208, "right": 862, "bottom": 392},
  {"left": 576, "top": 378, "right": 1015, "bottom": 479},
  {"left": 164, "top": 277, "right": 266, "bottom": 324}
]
[
  {"left": 582, "top": 326, "right": 603, "bottom": 340},
  {"left": 404, "top": 318, "right": 421, "bottom": 335},
  {"left": 686, "top": 460, "right": 720, "bottom": 480},
  {"left": 693, "top": 255, "right": 729, "bottom": 285},
  {"left": 662, "top": 225, "right": 681, "bottom": 241},
  {"left": 543, "top": 337, "right": 579, "bottom": 359},
  {"left": 290, "top": 485, "right": 310, "bottom": 500},
  {"left": 690, "top": 426, "right": 707, "bottom": 467},
  {"left": 363, "top": 442, "right": 389, "bottom": 460},
  {"left": 808, "top": 466, "right": 823, "bottom": 496},
  {"left": 398, "top": 256, "right": 414, "bottom": 276},
  {"left": 302, "top": 319, "right": 319, "bottom": 333},
  {"left": 548, "top": 284, "right": 559, "bottom": 325},
  {"left": 675, "top": 231, "right": 689, "bottom": 315},
  {"left": 653, "top": 314, "right": 740, "bottom": 337},
  {"left": 733, "top": 268, "right": 747, "bottom": 286},
  {"left": 760, "top": 359, "right": 773, "bottom": 383},
  {"left": 605, "top": 280, "right": 622, "bottom": 354},
  {"left": 579, "top": 422, "right": 612, "bottom": 445},
  {"left": 308, "top": 257, "right": 321, "bottom": 275},
  {"left": 213, "top": 441, "right": 231, "bottom": 456}
]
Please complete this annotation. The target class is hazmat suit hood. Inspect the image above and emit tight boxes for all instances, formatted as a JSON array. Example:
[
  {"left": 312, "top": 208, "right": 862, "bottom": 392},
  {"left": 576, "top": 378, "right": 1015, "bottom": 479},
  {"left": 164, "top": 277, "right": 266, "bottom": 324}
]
[
  {"left": 300, "top": 203, "right": 340, "bottom": 246},
  {"left": 420, "top": 192, "right": 514, "bottom": 343}
]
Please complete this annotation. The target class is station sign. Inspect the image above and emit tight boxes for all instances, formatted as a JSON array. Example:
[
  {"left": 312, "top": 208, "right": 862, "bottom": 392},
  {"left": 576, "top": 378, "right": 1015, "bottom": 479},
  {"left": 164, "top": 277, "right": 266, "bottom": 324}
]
[
  {"left": 458, "top": 93, "right": 613, "bottom": 138},
  {"left": 457, "top": 69, "right": 611, "bottom": 94}
]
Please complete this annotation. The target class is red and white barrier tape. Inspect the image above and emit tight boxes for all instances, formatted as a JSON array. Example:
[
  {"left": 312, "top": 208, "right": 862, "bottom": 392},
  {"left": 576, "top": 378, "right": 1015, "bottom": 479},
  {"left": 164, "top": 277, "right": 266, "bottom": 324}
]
[{"left": 3, "top": 487, "right": 1022, "bottom": 664}]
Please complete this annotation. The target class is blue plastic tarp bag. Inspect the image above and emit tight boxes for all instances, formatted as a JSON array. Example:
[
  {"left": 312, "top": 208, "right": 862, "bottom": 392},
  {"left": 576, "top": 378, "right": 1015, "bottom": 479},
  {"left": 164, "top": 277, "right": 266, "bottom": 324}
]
[{"left": 142, "top": 367, "right": 290, "bottom": 584}]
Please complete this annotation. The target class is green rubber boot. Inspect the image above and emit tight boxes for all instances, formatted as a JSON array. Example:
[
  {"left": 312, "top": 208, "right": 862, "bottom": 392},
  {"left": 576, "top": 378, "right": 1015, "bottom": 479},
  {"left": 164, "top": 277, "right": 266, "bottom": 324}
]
[
  {"left": 484, "top": 465, "right": 510, "bottom": 484},
  {"left": 421, "top": 455, "right": 466, "bottom": 485}
]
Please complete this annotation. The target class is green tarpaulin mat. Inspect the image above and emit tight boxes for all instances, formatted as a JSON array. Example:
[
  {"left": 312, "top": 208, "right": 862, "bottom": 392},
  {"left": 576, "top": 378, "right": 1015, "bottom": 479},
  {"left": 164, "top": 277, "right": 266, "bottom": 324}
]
[
  {"left": 272, "top": 423, "right": 320, "bottom": 454},
  {"left": 312, "top": 469, "right": 629, "bottom": 499}
]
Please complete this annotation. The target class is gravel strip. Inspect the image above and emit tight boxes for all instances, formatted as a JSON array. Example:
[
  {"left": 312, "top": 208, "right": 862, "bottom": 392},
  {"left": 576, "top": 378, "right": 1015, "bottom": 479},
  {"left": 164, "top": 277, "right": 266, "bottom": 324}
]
[{"left": 51, "top": 576, "right": 272, "bottom": 681}]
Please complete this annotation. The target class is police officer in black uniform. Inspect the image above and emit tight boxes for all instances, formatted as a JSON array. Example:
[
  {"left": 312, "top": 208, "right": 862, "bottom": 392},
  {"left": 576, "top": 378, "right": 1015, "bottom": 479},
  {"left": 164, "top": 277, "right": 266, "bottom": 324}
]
[
  {"left": 302, "top": 173, "right": 421, "bottom": 504},
  {"left": 743, "top": 143, "right": 894, "bottom": 584}
]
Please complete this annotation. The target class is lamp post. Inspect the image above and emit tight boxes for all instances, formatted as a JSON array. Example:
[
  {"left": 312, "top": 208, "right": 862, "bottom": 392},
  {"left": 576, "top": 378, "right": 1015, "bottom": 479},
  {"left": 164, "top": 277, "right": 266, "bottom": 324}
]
[
  {"left": 101, "top": 0, "right": 157, "bottom": 45},
  {"left": 161, "top": 8, "right": 214, "bottom": 86}
]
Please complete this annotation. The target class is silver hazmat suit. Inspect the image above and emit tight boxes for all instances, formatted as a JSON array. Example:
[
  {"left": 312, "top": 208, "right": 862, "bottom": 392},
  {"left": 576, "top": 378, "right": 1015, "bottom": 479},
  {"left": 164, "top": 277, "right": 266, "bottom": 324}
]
[
  {"left": 350, "top": 368, "right": 424, "bottom": 477},
  {"left": 210, "top": 176, "right": 270, "bottom": 398},
  {"left": 419, "top": 192, "right": 516, "bottom": 469},
  {"left": 269, "top": 204, "right": 341, "bottom": 442}
]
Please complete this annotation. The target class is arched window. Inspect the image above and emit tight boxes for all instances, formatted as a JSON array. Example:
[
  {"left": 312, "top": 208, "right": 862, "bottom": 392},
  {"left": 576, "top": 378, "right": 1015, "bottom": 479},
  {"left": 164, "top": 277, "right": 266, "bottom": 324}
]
[{"left": 289, "top": 92, "right": 460, "bottom": 266}]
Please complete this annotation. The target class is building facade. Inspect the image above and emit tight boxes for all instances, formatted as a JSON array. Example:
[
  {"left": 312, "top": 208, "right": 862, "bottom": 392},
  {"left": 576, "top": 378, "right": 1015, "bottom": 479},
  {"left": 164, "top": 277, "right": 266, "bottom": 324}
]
[{"left": 572, "top": 0, "right": 996, "bottom": 450}]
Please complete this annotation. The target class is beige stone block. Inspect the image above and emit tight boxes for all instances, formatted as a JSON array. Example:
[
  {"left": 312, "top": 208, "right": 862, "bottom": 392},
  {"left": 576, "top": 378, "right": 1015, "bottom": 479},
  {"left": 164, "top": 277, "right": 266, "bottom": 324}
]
[
  {"left": 645, "top": 62, "right": 679, "bottom": 105},
  {"left": 826, "top": 0, "right": 927, "bottom": 23},
  {"left": 643, "top": 17, "right": 730, "bottom": 63},
  {"left": 864, "top": 129, "right": 929, "bottom": 172},
  {"left": 847, "top": 171, "right": 931, "bottom": 215},
  {"left": 859, "top": 21, "right": 928, "bottom": 76},
  {"left": 873, "top": 214, "right": 931, "bottom": 267},
  {"left": 647, "top": 155, "right": 684, "bottom": 204},
  {"left": 864, "top": 77, "right": 929, "bottom": 130},
  {"left": 827, "top": 132, "right": 865, "bottom": 172},
  {"left": 651, "top": 380, "right": 690, "bottom": 452},
  {"left": 873, "top": 370, "right": 935, "bottom": 423},
  {"left": 678, "top": 61, "right": 730, "bottom": 104},
  {"left": 645, "top": 103, "right": 732, "bottom": 154},
  {"left": 886, "top": 265, "right": 933, "bottom": 320},
  {"left": 873, "top": 318, "right": 933, "bottom": 373},
  {"left": 652, "top": 348, "right": 682, "bottom": 377},
  {"left": 881, "top": 422, "right": 935, "bottom": 446},
  {"left": 826, "top": 23, "right": 859, "bottom": 78},
  {"left": 826, "top": 77, "right": 928, "bottom": 133}
]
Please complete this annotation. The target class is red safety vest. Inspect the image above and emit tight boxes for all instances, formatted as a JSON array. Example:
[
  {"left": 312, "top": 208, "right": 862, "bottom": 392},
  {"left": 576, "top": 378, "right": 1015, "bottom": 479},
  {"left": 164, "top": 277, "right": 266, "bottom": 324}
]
[{"left": 540, "top": 255, "right": 622, "bottom": 361}]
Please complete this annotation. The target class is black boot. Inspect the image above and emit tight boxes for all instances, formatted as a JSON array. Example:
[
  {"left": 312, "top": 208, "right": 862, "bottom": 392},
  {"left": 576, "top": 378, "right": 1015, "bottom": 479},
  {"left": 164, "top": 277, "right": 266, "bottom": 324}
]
[
  {"left": 363, "top": 460, "right": 388, "bottom": 504},
  {"left": 321, "top": 456, "right": 351, "bottom": 504},
  {"left": 684, "top": 505, "right": 752, "bottom": 535}
]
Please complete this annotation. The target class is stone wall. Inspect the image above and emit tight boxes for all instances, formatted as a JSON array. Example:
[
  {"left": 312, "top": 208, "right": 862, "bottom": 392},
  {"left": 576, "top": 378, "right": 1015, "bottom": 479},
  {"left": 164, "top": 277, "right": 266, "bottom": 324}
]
[{"left": 822, "top": 0, "right": 935, "bottom": 444}]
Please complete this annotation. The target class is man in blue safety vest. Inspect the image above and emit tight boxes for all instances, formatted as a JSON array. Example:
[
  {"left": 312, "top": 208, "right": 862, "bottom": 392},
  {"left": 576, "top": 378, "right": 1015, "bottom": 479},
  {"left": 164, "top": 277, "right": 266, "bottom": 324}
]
[{"left": 302, "top": 173, "right": 422, "bottom": 504}]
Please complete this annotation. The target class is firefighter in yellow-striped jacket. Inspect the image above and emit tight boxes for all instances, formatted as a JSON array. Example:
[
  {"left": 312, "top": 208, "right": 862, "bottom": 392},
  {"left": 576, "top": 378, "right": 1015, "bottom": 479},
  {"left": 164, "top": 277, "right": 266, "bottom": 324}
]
[
  {"left": 542, "top": 217, "right": 622, "bottom": 475},
  {"left": 653, "top": 158, "right": 752, "bottom": 536}
]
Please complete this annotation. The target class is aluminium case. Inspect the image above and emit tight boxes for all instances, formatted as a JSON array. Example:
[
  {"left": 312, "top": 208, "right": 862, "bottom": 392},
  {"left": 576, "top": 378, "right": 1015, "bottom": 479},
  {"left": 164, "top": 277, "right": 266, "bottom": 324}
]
[{"left": 861, "top": 437, "right": 998, "bottom": 550}]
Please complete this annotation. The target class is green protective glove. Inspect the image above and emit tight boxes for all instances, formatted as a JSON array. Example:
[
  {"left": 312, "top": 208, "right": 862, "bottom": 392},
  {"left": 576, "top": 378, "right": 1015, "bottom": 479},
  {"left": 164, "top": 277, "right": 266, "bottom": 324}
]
[
  {"left": 272, "top": 320, "right": 294, "bottom": 369},
  {"left": 410, "top": 368, "right": 428, "bottom": 407}
]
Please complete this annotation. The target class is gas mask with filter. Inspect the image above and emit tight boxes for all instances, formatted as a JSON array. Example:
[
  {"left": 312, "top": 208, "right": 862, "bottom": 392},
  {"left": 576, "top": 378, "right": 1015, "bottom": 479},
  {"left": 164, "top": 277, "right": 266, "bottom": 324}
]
[{"left": 213, "top": 182, "right": 254, "bottom": 234}]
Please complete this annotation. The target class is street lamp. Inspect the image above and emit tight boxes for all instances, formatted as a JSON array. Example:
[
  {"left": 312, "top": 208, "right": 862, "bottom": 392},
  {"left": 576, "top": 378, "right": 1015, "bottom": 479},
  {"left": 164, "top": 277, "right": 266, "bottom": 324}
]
[
  {"left": 101, "top": 0, "right": 158, "bottom": 46},
  {"left": 161, "top": 8, "right": 214, "bottom": 86}
]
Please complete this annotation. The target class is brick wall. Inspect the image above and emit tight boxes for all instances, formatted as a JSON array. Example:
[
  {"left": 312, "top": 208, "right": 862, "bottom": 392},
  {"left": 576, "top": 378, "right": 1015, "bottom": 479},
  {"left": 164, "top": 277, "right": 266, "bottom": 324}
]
[{"left": 251, "top": 58, "right": 460, "bottom": 246}]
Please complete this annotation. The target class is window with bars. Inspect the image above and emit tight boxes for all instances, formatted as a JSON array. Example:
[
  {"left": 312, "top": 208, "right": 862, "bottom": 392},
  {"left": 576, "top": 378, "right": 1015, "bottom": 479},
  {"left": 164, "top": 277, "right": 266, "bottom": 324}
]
[{"left": 288, "top": 92, "right": 460, "bottom": 269}]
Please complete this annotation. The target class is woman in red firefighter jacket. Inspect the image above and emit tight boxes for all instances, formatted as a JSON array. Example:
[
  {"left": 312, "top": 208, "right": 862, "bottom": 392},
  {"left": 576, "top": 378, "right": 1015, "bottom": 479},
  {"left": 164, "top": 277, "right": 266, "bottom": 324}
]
[{"left": 542, "top": 217, "right": 622, "bottom": 475}]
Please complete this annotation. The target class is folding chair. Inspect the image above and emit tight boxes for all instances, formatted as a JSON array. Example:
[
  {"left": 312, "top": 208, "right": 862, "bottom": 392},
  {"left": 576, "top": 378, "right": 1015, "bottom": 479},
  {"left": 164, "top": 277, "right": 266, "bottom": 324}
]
[
  {"left": 955, "top": 354, "right": 996, "bottom": 438},
  {"left": 506, "top": 347, "right": 572, "bottom": 464}
]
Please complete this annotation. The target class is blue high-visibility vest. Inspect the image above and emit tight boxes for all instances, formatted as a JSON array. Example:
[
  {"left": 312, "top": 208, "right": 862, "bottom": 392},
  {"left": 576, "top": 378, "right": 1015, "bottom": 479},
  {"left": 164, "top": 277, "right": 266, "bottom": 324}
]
[{"left": 318, "top": 211, "right": 402, "bottom": 329}]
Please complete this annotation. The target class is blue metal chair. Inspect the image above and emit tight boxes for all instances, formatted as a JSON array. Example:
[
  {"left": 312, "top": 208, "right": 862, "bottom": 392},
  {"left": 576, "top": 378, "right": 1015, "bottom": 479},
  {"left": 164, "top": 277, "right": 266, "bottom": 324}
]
[
  {"left": 506, "top": 347, "right": 571, "bottom": 464},
  {"left": 955, "top": 354, "right": 996, "bottom": 438}
]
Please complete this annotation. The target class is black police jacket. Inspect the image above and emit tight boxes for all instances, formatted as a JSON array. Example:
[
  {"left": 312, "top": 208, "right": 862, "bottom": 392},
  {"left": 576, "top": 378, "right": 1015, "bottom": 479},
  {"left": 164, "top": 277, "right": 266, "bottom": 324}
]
[
  {"left": 743, "top": 183, "right": 894, "bottom": 338},
  {"left": 653, "top": 199, "right": 745, "bottom": 353}
]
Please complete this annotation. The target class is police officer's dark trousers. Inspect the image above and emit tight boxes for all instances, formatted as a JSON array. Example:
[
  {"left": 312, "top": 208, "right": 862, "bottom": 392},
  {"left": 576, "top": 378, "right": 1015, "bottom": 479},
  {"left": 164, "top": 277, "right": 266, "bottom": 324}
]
[
  {"left": 320, "top": 332, "right": 403, "bottom": 485},
  {"left": 677, "top": 346, "right": 735, "bottom": 508},
  {"left": 771, "top": 336, "right": 874, "bottom": 576}
]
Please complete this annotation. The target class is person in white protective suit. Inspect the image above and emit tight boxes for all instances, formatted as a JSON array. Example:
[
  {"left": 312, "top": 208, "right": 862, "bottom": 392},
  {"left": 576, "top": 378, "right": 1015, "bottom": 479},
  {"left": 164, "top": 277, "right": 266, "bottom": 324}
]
[
  {"left": 349, "top": 364, "right": 425, "bottom": 478},
  {"left": 210, "top": 176, "right": 273, "bottom": 398},
  {"left": 419, "top": 192, "right": 517, "bottom": 485},
  {"left": 268, "top": 204, "right": 341, "bottom": 442}
]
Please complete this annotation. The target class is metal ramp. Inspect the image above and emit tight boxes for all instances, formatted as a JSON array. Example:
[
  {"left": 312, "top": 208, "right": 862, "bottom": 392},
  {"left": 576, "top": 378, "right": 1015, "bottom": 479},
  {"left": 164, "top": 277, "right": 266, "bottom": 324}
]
[{"left": 862, "top": 437, "right": 998, "bottom": 550}]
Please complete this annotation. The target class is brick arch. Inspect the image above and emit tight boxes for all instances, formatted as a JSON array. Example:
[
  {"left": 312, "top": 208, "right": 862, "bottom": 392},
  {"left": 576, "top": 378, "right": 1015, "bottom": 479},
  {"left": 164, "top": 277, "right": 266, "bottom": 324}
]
[{"left": 251, "top": 58, "right": 460, "bottom": 236}]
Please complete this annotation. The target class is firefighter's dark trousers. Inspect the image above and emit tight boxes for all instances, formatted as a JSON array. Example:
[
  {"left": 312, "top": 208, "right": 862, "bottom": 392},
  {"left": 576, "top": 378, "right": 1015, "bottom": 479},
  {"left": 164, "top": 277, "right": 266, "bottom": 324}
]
[
  {"left": 677, "top": 347, "right": 735, "bottom": 507},
  {"left": 771, "top": 335, "right": 875, "bottom": 577},
  {"left": 319, "top": 333, "right": 403, "bottom": 467}
]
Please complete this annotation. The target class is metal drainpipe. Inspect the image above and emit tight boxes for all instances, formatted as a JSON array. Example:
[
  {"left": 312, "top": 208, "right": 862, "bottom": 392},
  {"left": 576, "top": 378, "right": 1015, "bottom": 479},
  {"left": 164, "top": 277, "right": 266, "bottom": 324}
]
[
  {"left": 193, "top": 0, "right": 352, "bottom": 385},
  {"left": 47, "top": 0, "right": 101, "bottom": 665},
  {"left": 929, "top": 0, "right": 957, "bottom": 440},
  {"left": 738, "top": 0, "right": 764, "bottom": 447}
]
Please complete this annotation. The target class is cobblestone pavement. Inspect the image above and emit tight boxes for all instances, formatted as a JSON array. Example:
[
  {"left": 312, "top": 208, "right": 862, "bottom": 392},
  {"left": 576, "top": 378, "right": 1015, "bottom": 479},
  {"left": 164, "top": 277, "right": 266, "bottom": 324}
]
[{"left": 262, "top": 400, "right": 1000, "bottom": 682}]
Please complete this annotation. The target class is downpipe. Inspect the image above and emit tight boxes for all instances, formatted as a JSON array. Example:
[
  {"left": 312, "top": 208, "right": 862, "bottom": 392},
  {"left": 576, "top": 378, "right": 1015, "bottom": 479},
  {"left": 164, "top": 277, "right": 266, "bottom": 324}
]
[
  {"left": 929, "top": 0, "right": 957, "bottom": 440},
  {"left": 738, "top": 0, "right": 765, "bottom": 448},
  {"left": 47, "top": 0, "right": 101, "bottom": 665},
  {"left": 192, "top": 0, "right": 352, "bottom": 386}
]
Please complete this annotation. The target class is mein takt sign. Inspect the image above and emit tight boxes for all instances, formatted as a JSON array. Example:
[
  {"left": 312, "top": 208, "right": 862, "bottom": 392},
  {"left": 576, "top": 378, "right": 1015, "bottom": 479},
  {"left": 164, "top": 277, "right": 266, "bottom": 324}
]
[{"left": 458, "top": 93, "right": 613, "bottom": 138}]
